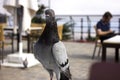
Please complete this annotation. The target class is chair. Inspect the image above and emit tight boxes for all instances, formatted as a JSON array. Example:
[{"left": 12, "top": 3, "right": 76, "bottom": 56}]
[
  {"left": 92, "top": 26, "right": 102, "bottom": 59},
  {"left": 57, "top": 25, "right": 63, "bottom": 40},
  {"left": 0, "top": 23, "right": 13, "bottom": 63},
  {"left": 30, "top": 23, "right": 45, "bottom": 41},
  {"left": 89, "top": 62, "right": 120, "bottom": 80},
  {"left": 0, "top": 24, "right": 5, "bottom": 63},
  {"left": 26, "top": 23, "right": 45, "bottom": 52}
]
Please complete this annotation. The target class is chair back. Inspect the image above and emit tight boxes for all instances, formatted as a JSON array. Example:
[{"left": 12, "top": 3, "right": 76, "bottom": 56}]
[
  {"left": 31, "top": 23, "right": 45, "bottom": 36},
  {"left": 94, "top": 25, "right": 99, "bottom": 36},
  {"left": 0, "top": 23, "right": 6, "bottom": 42},
  {"left": 92, "top": 25, "right": 102, "bottom": 59},
  {"left": 58, "top": 25, "right": 63, "bottom": 40},
  {"left": 94, "top": 25, "right": 101, "bottom": 41}
]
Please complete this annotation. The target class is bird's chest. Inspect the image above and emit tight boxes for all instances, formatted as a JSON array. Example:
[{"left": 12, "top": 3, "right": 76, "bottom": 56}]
[{"left": 35, "top": 44, "right": 56, "bottom": 67}]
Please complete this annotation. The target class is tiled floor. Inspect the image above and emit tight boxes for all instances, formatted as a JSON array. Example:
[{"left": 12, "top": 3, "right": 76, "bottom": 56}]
[{"left": 0, "top": 41, "right": 119, "bottom": 80}]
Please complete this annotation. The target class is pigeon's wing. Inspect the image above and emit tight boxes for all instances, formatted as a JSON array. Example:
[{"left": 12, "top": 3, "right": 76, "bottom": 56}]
[
  {"left": 52, "top": 41, "right": 71, "bottom": 79},
  {"left": 52, "top": 41, "right": 69, "bottom": 71}
]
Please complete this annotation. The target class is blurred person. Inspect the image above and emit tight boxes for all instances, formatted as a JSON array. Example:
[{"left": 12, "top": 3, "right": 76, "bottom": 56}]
[{"left": 96, "top": 11, "right": 116, "bottom": 42}]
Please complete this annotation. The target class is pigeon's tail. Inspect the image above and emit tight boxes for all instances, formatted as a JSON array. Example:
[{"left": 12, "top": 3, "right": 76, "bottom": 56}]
[
  {"left": 60, "top": 68, "right": 72, "bottom": 80},
  {"left": 60, "top": 72, "right": 69, "bottom": 80}
]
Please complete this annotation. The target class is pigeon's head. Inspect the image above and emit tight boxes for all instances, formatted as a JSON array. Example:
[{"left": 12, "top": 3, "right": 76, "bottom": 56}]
[
  {"left": 45, "top": 9, "right": 55, "bottom": 23},
  {"left": 40, "top": 9, "right": 59, "bottom": 44}
]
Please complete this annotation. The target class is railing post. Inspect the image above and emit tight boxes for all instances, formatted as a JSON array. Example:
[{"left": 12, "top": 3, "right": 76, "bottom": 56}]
[
  {"left": 119, "top": 18, "right": 120, "bottom": 33},
  {"left": 70, "top": 16, "right": 75, "bottom": 40},
  {"left": 80, "top": 18, "right": 83, "bottom": 41},
  {"left": 87, "top": 16, "right": 91, "bottom": 40}
]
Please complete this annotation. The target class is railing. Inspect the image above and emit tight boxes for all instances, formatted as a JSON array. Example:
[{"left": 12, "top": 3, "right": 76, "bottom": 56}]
[{"left": 56, "top": 15, "right": 120, "bottom": 41}]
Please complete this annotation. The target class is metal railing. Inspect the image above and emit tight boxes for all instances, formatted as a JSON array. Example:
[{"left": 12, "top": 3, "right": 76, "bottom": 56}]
[{"left": 56, "top": 15, "right": 120, "bottom": 41}]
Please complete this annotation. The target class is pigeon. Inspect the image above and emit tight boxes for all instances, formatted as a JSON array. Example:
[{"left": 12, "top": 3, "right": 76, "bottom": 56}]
[
  {"left": 33, "top": 9, "right": 72, "bottom": 80},
  {"left": 23, "top": 58, "right": 28, "bottom": 68}
]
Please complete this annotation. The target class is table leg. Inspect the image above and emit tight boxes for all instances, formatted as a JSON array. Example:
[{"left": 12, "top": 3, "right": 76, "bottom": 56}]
[
  {"left": 27, "top": 34, "right": 30, "bottom": 53},
  {"left": 102, "top": 46, "right": 106, "bottom": 61},
  {"left": 115, "top": 48, "right": 119, "bottom": 62},
  {"left": 17, "top": 33, "right": 19, "bottom": 51},
  {"left": 11, "top": 33, "right": 14, "bottom": 53}
]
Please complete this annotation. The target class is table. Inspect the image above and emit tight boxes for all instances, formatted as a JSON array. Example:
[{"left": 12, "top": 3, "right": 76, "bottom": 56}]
[
  {"left": 102, "top": 35, "right": 120, "bottom": 62},
  {"left": 4, "top": 27, "right": 42, "bottom": 53}
]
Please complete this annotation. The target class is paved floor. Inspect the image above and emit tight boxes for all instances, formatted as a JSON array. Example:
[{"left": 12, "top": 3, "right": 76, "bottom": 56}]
[{"left": 0, "top": 41, "right": 120, "bottom": 80}]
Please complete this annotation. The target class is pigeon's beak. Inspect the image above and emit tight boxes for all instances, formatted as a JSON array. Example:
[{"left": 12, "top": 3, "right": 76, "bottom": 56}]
[
  {"left": 45, "top": 9, "right": 55, "bottom": 23},
  {"left": 46, "top": 14, "right": 49, "bottom": 17},
  {"left": 46, "top": 15, "right": 50, "bottom": 21}
]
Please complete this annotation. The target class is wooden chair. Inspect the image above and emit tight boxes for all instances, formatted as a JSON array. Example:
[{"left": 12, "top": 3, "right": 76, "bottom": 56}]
[
  {"left": 30, "top": 23, "right": 45, "bottom": 40},
  {"left": 0, "top": 24, "right": 5, "bottom": 63},
  {"left": 89, "top": 62, "right": 120, "bottom": 80},
  {"left": 57, "top": 25, "right": 63, "bottom": 40},
  {"left": 92, "top": 26, "right": 102, "bottom": 59},
  {"left": 26, "top": 23, "right": 45, "bottom": 52},
  {"left": 0, "top": 23, "right": 13, "bottom": 63}
]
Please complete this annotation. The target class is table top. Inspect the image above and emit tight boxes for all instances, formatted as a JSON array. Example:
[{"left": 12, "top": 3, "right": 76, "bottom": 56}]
[
  {"left": 4, "top": 27, "right": 16, "bottom": 30},
  {"left": 4, "top": 26, "right": 42, "bottom": 30},
  {"left": 103, "top": 35, "right": 120, "bottom": 44},
  {"left": 29, "top": 27, "right": 42, "bottom": 30},
  {"left": 4, "top": 26, "right": 42, "bottom": 35}
]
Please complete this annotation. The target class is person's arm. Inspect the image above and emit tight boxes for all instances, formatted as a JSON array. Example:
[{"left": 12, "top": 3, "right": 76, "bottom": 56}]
[{"left": 97, "top": 29, "right": 113, "bottom": 36}]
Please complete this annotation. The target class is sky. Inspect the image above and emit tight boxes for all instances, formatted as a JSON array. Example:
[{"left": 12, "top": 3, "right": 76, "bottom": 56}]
[
  {"left": 0, "top": 0, "right": 120, "bottom": 15},
  {"left": 39, "top": 0, "right": 120, "bottom": 15}
]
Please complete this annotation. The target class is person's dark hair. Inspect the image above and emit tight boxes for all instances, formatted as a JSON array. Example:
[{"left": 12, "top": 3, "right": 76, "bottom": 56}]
[{"left": 103, "top": 11, "right": 112, "bottom": 18}]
